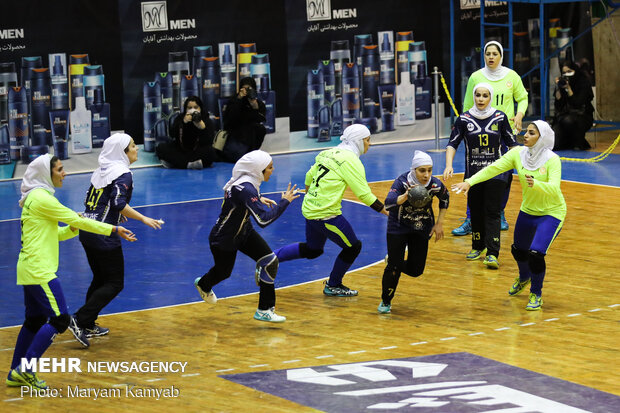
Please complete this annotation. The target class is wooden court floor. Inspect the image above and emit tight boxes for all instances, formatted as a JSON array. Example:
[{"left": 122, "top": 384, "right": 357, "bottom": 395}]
[{"left": 1, "top": 175, "right": 619, "bottom": 411}]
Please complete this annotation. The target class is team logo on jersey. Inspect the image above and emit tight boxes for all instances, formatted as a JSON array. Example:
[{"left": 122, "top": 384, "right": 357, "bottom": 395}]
[
  {"left": 467, "top": 123, "right": 474, "bottom": 131},
  {"left": 506, "top": 81, "right": 513, "bottom": 88},
  {"left": 491, "top": 124, "right": 498, "bottom": 131},
  {"left": 539, "top": 167, "right": 546, "bottom": 174}
]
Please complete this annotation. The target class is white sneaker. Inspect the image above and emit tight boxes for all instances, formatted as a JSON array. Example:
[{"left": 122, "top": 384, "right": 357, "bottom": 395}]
[
  {"left": 194, "top": 277, "right": 217, "bottom": 304},
  {"left": 187, "top": 159, "right": 203, "bottom": 170},
  {"left": 253, "top": 307, "right": 286, "bottom": 323}
]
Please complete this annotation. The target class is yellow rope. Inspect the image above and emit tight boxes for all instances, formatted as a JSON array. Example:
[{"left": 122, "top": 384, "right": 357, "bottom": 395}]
[{"left": 438, "top": 73, "right": 620, "bottom": 163}]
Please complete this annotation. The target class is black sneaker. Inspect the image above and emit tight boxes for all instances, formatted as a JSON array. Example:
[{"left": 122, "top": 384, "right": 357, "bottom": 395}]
[
  {"left": 68, "top": 316, "right": 90, "bottom": 347},
  {"left": 323, "top": 282, "right": 358, "bottom": 297},
  {"left": 85, "top": 324, "right": 110, "bottom": 338}
]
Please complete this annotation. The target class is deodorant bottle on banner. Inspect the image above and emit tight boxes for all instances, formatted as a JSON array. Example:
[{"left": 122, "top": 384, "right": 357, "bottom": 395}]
[
  {"left": 342, "top": 62, "right": 360, "bottom": 129},
  {"left": 49, "top": 54, "right": 69, "bottom": 110},
  {"left": 49, "top": 110, "right": 69, "bottom": 160},
  {"left": 198, "top": 57, "right": 221, "bottom": 122},
  {"left": 353, "top": 34, "right": 373, "bottom": 91},
  {"left": 192, "top": 45, "right": 213, "bottom": 80},
  {"left": 317, "top": 60, "right": 335, "bottom": 105},
  {"left": 90, "top": 89, "right": 110, "bottom": 148},
  {"left": 361, "top": 45, "right": 380, "bottom": 119},
  {"left": 83, "top": 65, "right": 105, "bottom": 108},
  {"left": 414, "top": 63, "right": 432, "bottom": 120},
  {"left": 21, "top": 57, "right": 42, "bottom": 139},
  {"left": 0, "top": 62, "right": 18, "bottom": 124},
  {"left": 395, "top": 32, "right": 413, "bottom": 85},
  {"left": 30, "top": 68, "right": 52, "bottom": 146},
  {"left": 168, "top": 51, "right": 190, "bottom": 112},
  {"left": 306, "top": 69, "right": 324, "bottom": 139},
  {"left": 329, "top": 40, "right": 350, "bottom": 98},
  {"left": 237, "top": 43, "right": 257, "bottom": 85},
  {"left": 69, "top": 54, "right": 89, "bottom": 109},
  {"left": 250, "top": 54, "right": 271, "bottom": 94},
  {"left": 8, "top": 87, "right": 29, "bottom": 160},
  {"left": 219, "top": 43, "right": 236, "bottom": 99},
  {"left": 378, "top": 31, "right": 395, "bottom": 85},
  {"left": 408, "top": 41, "right": 427, "bottom": 81},
  {"left": 317, "top": 105, "right": 331, "bottom": 142},
  {"left": 0, "top": 124, "right": 11, "bottom": 164},
  {"left": 154, "top": 72, "right": 173, "bottom": 118},
  {"left": 143, "top": 81, "right": 161, "bottom": 152},
  {"left": 396, "top": 69, "right": 415, "bottom": 126},
  {"left": 180, "top": 75, "right": 199, "bottom": 108},
  {"left": 330, "top": 98, "right": 343, "bottom": 137},
  {"left": 70, "top": 96, "right": 92, "bottom": 154}
]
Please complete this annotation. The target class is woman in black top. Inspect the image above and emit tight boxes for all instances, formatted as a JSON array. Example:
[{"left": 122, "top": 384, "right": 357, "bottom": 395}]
[{"left": 156, "top": 96, "right": 215, "bottom": 169}]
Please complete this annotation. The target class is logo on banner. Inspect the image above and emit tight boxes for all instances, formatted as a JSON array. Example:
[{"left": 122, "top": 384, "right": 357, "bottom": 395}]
[
  {"left": 460, "top": 0, "right": 507, "bottom": 9},
  {"left": 142, "top": 1, "right": 169, "bottom": 32},
  {"left": 307, "top": 0, "right": 331, "bottom": 21}
]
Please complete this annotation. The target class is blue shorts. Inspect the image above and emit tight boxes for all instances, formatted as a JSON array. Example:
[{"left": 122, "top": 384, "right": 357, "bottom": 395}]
[
  {"left": 513, "top": 211, "right": 563, "bottom": 254},
  {"left": 23, "top": 278, "right": 68, "bottom": 319},
  {"left": 305, "top": 215, "right": 359, "bottom": 250}
]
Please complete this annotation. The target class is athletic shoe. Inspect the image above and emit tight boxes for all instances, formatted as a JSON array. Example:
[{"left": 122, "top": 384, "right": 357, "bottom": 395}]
[
  {"left": 194, "top": 277, "right": 217, "bottom": 304},
  {"left": 85, "top": 324, "right": 110, "bottom": 338},
  {"left": 253, "top": 307, "right": 286, "bottom": 323},
  {"left": 6, "top": 367, "right": 47, "bottom": 389},
  {"left": 68, "top": 316, "right": 90, "bottom": 348},
  {"left": 525, "top": 293, "right": 543, "bottom": 311},
  {"left": 500, "top": 211, "right": 509, "bottom": 231},
  {"left": 377, "top": 302, "right": 391, "bottom": 314},
  {"left": 187, "top": 159, "right": 204, "bottom": 170},
  {"left": 323, "top": 282, "right": 359, "bottom": 297},
  {"left": 508, "top": 277, "right": 531, "bottom": 296},
  {"left": 483, "top": 255, "right": 499, "bottom": 269},
  {"left": 160, "top": 159, "right": 173, "bottom": 169},
  {"left": 451, "top": 218, "right": 471, "bottom": 236},
  {"left": 466, "top": 248, "right": 487, "bottom": 261}
]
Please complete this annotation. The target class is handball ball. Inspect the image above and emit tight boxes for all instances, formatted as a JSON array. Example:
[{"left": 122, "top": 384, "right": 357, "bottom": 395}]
[{"left": 407, "top": 185, "right": 431, "bottom": 207}]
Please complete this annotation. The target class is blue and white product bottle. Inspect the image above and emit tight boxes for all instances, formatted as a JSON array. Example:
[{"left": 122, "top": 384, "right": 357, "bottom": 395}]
[
  {"left": 83, "top": 65, "right": 105, "bottom": 108},
  {"left": 143, "top": 81, "right": 161, "bottom": 152},
  {"left": 329, "top": 40, "right": 350, "bottom": 98},
  {"left": 30, "top": 68, "right": 52, "bottom": 147},
  {"left": 359, "top": 117, "right": 378, "bottom": 134},
  {"left": 250, "top": 54, "right": 271, "bottom": 93},
  {"left": 378, "top": 31, "right": 395, "bottom": 85},
  {"left": 70, "top": 96, "right": 92, "bottom": 154},
  {"left": 361, "top": 45, "right": 380, "bottom": 119},
  {"left": 306, "top": 69, "right": 324, "bottom": 139},
  {"left": 198, "top": 57, "right": 221, "bottom": 123},
  {"left": 378, "top": 85, "right": 396, "bottom": 131},
  {"left": 154, "top": 72, "right": 173, "bottom": 118},
  {"left": 49, "top": 54, "right": 69, "bottom": 110},
  {"left": 414, "top": 63, "right": 432, "bottom": 120},
  {"left": 353, "top": 34, "right": 373, "bottom": 92},
  {"left": 395, "top": 31, "right": 413, "bottom": 85},
  {"left": 48, "top": 110, "right": 69, "bottom": 160},
  {"left": 69, "top": 54, "right": 89, "bottom": 110},
  {"left": 396, "top": 68, "right": 415, "bottom": 126},
  {"left": 21, "top": 57, "right": 43, "bottom": 139},
  {"left": 219, "top": 42, "right": 236, "bottom": 98},
  {"left": 330, "top": 98, "right": 343, "bottom": 136},
  {"left": 342, "top": 63, "right": 360, "bottom": 129},
  {"left": 168, "top": 51, "right": 190, "bottom": 112},
  {"left": 180, "top": 75, "right": 199, "bottom": 108},
  {"left": 237, "top": 43, "right": 257, "bottom": 85},
  {"left": 8, "top": 87, "right": 29, "bottom": 160},
  {"left": 316, "top": 105, "right": 331, "bottom": 142},
  {"left": 259, "top": 89, "right": 276, "bottom": 134},
  {"left": 317, "top": 60, "right": 335, "bottom": 105},
  {"left": 0, "top": 62, "right": 18, "bottom": 124},
  {"left": 20, "top": 145, "right": 49, "bottom": 164},
  {"left": 192, "top": 45, "right": 213, "bottom": 79},
  {"left": 90, "top": 89, "right": 110, "bottom": 148},
  {"left": 408, "top": 41, "right": 427, "bottom": 81},
  {"left": 0, "top": 124, "right": 11, "bottom": 164}
]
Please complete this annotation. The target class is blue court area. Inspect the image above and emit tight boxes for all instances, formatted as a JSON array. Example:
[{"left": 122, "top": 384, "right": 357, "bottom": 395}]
[{"left": 1, "top": 140, "right": 619, "bottom": 327}]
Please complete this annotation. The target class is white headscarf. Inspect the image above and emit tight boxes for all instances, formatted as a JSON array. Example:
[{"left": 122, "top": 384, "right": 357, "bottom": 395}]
[
  {"left": 407, "top": 150, "right": 433, "bottom": 186},
  {"left": 337, "top": 124, "right": 370, "bottom": 157},
  {"left": 223, "top": 150, "right": 272, "bottom": 193},
  {"left": 520, "top": 120, "right": 556, "bottom": 171},
  {"left": 91, "top": 133, "right": 132, "bottom": 189},
  {"left": 481, "top": 41, "right": 510, "bottom": 82},
  {"left": 19, "top": 153, "right": 55, "bottom": 207},
  {"left": 468, "top": 83, "right": 495, "bottom": 120}
]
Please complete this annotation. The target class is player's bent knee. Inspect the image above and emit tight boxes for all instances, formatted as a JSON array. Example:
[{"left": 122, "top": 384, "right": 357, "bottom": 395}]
[
  {"left": 340, "top": 240, "right": 362, "bottom": 263},
  {"left": 23, "top": 315, "right": 47, "bottom": 333},
  {"left": 528, "top": 250, "right": 546, "bottom": 274},
  {"left": 299, "top": 243, "right": 323, "bottom": 259},
  {"left": 49, "top": 313, "right": 71, "bottom": 333},
  {"left": 256, "top": 253, "right": 279, "bottom": 284},
  {"left": 511, "top": 244, "right": 529, "bottom": 262}
]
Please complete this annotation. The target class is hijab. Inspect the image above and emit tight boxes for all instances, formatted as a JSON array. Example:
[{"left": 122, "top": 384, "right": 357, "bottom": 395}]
[
  {"left": 520, "top": 120, "right": 556, "bottom": 171},
  {"left": 90, "top": 133, "right": 132, "bottom": 189},
  {"left": 468, "top": 83, "right": 495, "bottom": 120},
  {"left": 407, "top": 150, "right": 433, "bottom": 186},
  {"left": 19, "top": 153, "right": 55, "bottom": 207},
  {"left": 481, "top": 41, "right": 510, "bottom": 82},
  {"left": 223, "top": 150, "right": 272, "bottom": 193},
  {"left": 337, "top": 124, "right": 370, "bottom": 157}
]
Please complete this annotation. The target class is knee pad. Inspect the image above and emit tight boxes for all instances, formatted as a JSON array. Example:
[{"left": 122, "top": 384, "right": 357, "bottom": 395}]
[
  {"left": 255, "top": 253, "right": 278, "bottom": 285},
  {"left": 23, "top": 315, "right": 47, "bottom": 333},
  {"left": 339, "top": 240, "right": 362, "bottom": 263},
  {"left": 299, "top": 243, "right": 323, "bottom": 259},
  {"left": 528, "top": 250, "right": 546, "bottom": 274},
  {"left": 48, "top": 314, "right": 71, "bottom": 333},
  {"left": 511, "top": 244, "right": 529, "bottom": 262}
]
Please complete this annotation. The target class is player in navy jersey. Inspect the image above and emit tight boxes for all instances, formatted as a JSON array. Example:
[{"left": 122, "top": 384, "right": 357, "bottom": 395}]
[
  {"left": 444, "top": 83, "right": 517, "bottom": 269},
  {"left": 194, "top": 150, "right": 300, "bottom": 322},
  {"left": 69, "top": 134, "right": 162, "bottom": 347},
  {"left": 378, "top": 151, "right": 449, "bottom": 313}
]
